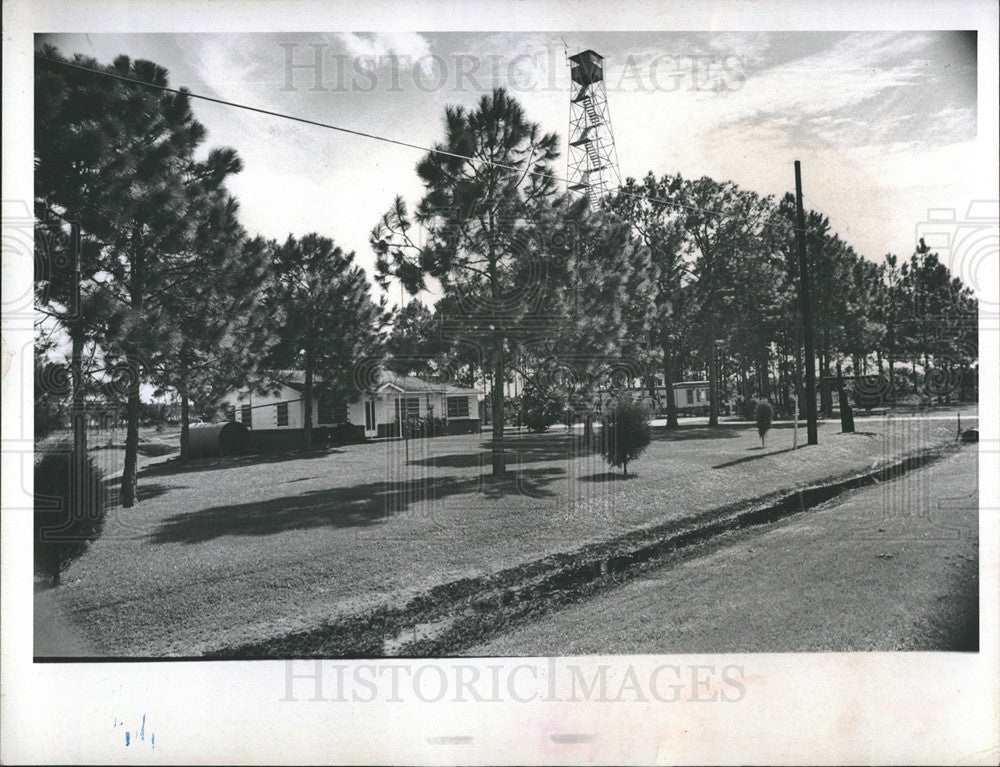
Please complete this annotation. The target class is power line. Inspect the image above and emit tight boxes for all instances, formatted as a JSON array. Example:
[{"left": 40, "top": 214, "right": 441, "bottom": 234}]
[{"left": 38, "top": 53, "right": 837, "bottom": 247}]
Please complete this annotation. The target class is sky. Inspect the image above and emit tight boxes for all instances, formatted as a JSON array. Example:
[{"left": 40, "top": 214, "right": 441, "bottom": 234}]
[{"left": 38, "top": 30, "right": 982, "bottom": 308}]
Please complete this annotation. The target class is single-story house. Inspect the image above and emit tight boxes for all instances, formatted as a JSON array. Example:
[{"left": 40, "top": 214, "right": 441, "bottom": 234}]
[
  {"left": 221, "top": 369, "right": 482, "bottom": 450},
  {"left": 349, "top": 370, "right": 483, "bottom": 439},
  {"left": 597, "top": 380, "right": 712, "bottom": 415},
  {"left": 672, "top": 380, "right": 710, "bottom": 410}
]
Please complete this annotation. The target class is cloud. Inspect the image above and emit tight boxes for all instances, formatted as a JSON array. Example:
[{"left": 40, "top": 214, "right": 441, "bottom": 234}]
[
  {"left": 335, "top": 32, "right": 435, "bottom": 74},
  {"left": 699, "top": 32, "right": 937, "bottom": 130}
]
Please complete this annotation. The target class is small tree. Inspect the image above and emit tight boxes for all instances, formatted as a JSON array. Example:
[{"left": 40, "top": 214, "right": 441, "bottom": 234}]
[
  {"left": 34, "top": 444, "right": 108, "bottom": 586},
  {"left": 600, "top": 399, "right": 652, "bottom": 477},
  {"left": 755, "top": 400, "right": 773, "bottom": 447}
]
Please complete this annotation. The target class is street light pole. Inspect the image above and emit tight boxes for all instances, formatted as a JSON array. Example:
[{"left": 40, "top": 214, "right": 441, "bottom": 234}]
[{"left": 794, "top": 160, "right": 819, "bottom": 445}]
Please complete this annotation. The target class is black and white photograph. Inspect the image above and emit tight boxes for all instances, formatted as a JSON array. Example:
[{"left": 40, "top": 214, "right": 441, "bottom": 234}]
[{"left": 3, "top": 0, "right": 998, "bottom": 764}]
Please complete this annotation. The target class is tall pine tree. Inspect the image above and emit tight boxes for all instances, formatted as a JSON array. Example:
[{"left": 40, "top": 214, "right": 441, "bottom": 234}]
[{"left": 372, "top": 88, "right": 559, "bottom": 475}]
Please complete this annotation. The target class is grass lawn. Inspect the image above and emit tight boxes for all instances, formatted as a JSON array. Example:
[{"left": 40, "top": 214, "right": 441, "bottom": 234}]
[
  {"left": 466, "top": 445, "right": 979, "bottom": 654},
  {"left": 42, "top": 407, "right": 977, "bottom": 656}
]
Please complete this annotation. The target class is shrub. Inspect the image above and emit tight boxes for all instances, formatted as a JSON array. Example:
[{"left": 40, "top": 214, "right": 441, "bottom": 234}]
[
  {"left": 521, "top": 380, "right": 563, "bottom": 433},
  {"left": 34, "top": 444, "right": 108, "bottom": 586},
  {"left": 755, "top": 400, "right": 773, "bottom": 447},
  {"left": 34, "top": 397, "right": 63, "bottom": 441},
  {"left": 852, "top": 386, "right": 885, "bottom": 411},
  {"left": 398, "top": 414, "right": 446, "bottom": 439},
  {"left": 600, "top": 399, "right": 651, "bottom": 476},
  {"left": 734, "top": 396, "right": 755, "bottom": 421}
]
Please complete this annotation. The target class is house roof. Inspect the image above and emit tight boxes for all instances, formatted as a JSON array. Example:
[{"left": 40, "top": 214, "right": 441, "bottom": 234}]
[
  {"left": 376, "top": 370, "right": 482, "bottom": 396},
  {"left": 267, "top": 369, "right": 482, "bottom": 397}
]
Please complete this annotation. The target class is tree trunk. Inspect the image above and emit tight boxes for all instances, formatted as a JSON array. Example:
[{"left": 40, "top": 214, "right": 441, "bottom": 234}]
[
  {"left": 302, "top": 355, "right": 314, "bottom": 451},
  {"left": 120, "top": 256, "right": 144, "bottom": 510},
  {"left": 740, "top": 366, "right": 750, "bottom": 418},
  {"left": 491, "top": 336, "right": 506, "bottom": 475},
  {"left": 70, "top": 327, "right": 87, "bottom": 458},
  {"left": 662, "top": 345, "right": 678, "bottom": 428},
  {"left": 179, "top": 373, "right": 191, "bottom": 461},
  {"left": 819, "top": 331, "right": 833, "bottom": 418},
  {"left": 708, "top": 335, "right": 719, "bottom": 427},
  {"left": 758, "top": 352, "right": 771, "bottom": 401},
  {"left": 622, "top": 459, "right": 628, "bottom": 477},
  {"left": 70, "top": 328, "right": 88, "bottom": 522},
  {"left": 120, "top": 351, "right": 141, "bottom": 508},
  {"left": 794, "top": 345, "right": 804, "bottom": 419}
]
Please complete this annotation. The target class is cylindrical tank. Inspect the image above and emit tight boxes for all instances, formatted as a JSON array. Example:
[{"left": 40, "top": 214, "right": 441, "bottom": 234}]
[{"left": 187, "top": 422, "right": 251, "bottom": 458}]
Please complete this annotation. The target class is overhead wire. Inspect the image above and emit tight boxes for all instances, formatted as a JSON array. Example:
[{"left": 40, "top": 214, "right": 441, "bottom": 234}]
[{"left": 38, "top": 53, "right": 837, "bottom": 247}]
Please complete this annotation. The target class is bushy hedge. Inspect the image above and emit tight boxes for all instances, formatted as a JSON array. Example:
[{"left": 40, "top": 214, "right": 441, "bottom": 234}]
[
  {"left": 600, "top": 399, "right": 652, "bottom": 476},
  {"left": 34, "top": 444, "right": 108, "bottom": 585},
  {"left": 399, "top": 414, "right": 446, "bottom": 439}
]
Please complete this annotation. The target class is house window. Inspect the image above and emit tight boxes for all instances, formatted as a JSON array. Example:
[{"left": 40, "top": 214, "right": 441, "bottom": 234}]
[
  {"left": 240, "top": 405, "right": 252, "bottom": 425},
  {"left": 697, "top": 388, "right": 705, "bottom": 402},
  {"left": 686, "top": 389, "right": 694, "bottom": 405},
  {"left": 227, "top": 407, "right": 237, "bottom": 422},
  {"left": 364, "top": 400, "right": 376, "bottom": 430},
  {"left": 447, "top": 396, "right": 470, "bottom": 419},
  {"left": 395, "top": 396, "right": 420, "bottom": 420},
  {"left": 276, "top": 402, "right": 289, "bottom": 427}
]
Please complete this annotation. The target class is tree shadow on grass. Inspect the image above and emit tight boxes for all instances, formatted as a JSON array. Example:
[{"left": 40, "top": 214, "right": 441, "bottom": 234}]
[
  {"left": 711, "top": 444, "right": 806, "bottom": 469},
  {"left": 104, "top": 481, "right": 185, "bottom": 505},
  {"left": 139, "top": 448, "right": 346, "bottom": 479},
  {"left": 408, "top": 432, "right": 594, "bottom": 469},
  {"left": 578, "top": 472, "right": 636, "bottom": 482},
  {"left": 651, "top": 425, "right": 742, "bottom": 442},
  {"left": 147, "top": 467, "right": 564, "bottom": 545}
]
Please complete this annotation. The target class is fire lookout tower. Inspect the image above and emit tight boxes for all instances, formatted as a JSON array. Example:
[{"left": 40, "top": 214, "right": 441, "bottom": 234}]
[{"left": 566, "top": 50, "right": 622, "bottom": 210}]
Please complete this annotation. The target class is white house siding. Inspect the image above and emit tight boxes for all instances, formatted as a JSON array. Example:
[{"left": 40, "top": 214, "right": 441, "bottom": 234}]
[
  {"left": 222, "top": 372, "right": 482, "bottom": 446},
  {"left": 348, "top": 389, "right": 480, "bottom": 438},
  {"left": 222, "top": 385, "right": 307, "bottom": 430},
  {"left": 596, "top": 382, "right": 711, "bottom": 414}
]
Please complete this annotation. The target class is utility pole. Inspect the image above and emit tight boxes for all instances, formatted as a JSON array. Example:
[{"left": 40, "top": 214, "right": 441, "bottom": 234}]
[{"left": 794, "top": 160, "right": 819, "bottom": 445}]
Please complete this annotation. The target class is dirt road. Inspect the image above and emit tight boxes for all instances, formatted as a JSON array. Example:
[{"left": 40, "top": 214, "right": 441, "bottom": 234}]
[{"left": 467, "top": 446, "right": 979, "bottom": 654}]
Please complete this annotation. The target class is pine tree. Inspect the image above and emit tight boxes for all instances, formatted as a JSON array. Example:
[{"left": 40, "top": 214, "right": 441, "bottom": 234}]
[
  {"left": 613, "top": 174, "right": 690, "bottom": 427},
  {"left": 147, "top": 190, "right": 269, "bottom": 459},
  {"left": 35, "top": 48, "right": 244, "bottom": 506},
  {"left": 385, "top": 300, "right": 451, "bottom": 377},
  {"left": 262, "top": 234, "right": 385, "bottom": 450},
  {"left": 372, "top": 88, "right": 559, "bottom": 475},
  {"left": 660, "top": 177, "right": 773, "bottom": 425}
]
